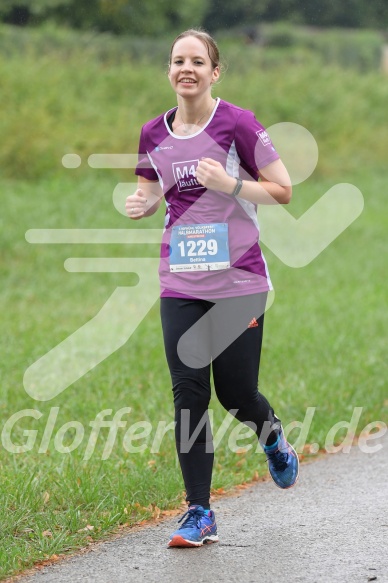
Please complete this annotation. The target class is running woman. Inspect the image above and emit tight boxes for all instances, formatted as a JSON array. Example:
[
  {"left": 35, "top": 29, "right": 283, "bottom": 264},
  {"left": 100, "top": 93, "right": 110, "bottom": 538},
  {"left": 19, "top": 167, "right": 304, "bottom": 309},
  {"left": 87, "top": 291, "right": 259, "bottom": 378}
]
[{"left": 126, "top": 28, "right": 299, "bottom": 548}]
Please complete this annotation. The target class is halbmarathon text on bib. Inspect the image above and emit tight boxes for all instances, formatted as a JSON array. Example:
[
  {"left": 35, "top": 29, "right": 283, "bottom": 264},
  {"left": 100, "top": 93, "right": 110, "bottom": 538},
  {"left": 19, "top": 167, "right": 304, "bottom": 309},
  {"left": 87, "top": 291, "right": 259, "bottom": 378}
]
[{"left": 169, "top": 223, "right": 230, "bottom": 272}]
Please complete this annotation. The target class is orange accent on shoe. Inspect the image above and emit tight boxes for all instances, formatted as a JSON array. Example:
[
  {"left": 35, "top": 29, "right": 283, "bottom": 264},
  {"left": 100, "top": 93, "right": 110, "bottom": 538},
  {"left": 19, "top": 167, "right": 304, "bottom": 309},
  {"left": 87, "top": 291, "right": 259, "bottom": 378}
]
[
  {"left": 168, "top": 535, "right": 200, "bottom": 547},
  {"left": 168, "top": 534, "right": 218, "bottom": 548}
]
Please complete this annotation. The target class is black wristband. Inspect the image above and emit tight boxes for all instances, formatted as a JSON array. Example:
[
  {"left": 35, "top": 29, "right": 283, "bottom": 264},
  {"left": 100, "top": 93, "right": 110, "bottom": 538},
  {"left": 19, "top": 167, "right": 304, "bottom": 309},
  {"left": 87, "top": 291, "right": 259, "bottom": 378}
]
[{"left": 231, "top": 177, "right": 243, "bottom": 197}]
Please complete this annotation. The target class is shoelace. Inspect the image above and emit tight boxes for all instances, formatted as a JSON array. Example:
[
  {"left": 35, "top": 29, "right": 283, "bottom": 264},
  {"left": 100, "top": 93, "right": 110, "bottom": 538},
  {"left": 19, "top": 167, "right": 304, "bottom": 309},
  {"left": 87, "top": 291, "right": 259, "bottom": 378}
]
[
  {"left": 266, "top": 448, "right": 289, "bottom": 472},
  {"left": 178, "top": 508, "right": 203, "bottom": 530}
]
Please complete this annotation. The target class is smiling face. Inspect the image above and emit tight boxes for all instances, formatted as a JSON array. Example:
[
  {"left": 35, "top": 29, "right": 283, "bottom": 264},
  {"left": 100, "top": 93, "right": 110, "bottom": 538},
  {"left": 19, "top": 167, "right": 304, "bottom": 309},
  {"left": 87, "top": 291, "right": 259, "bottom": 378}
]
[{"left": 168, "top": 36, "right": 220, "bottom": 100}]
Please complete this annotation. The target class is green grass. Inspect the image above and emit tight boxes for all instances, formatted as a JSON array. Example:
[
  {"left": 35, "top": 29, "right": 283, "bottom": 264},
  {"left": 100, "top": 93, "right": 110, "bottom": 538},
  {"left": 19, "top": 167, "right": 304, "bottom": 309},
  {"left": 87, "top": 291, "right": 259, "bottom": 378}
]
[
  {"left": 0, "top": 24, "right": 387, "bottom": 580},
  {"left": 1, "top": 171, "right": 386, "bottom": 580}
]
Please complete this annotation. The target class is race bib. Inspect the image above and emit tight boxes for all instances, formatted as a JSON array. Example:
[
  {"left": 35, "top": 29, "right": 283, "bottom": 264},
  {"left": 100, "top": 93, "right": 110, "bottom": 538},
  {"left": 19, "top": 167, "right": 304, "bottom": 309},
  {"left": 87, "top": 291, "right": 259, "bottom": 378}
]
[{"left": 169, "top": 223, "right": 230, "bottom": 272}]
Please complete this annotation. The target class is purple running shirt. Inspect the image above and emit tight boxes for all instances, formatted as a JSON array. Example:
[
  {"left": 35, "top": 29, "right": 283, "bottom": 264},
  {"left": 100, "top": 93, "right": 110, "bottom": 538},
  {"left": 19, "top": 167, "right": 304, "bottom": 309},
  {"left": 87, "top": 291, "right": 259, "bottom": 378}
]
[{"left": 135, "top": 98, "right": 280, "bottom": 299}]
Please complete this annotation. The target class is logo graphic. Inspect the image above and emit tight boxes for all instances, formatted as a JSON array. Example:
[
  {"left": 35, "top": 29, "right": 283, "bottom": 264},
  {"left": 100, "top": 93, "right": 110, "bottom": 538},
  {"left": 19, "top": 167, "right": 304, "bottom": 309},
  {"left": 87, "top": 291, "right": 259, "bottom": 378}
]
[
  {"left": 248, "top": 318, "right": 259, "bottom": 328},
  {"left": 256, "top": 129, "right": 271, "bottom": 147},
  {"left": 24, "top": 122, "right": 364, "bottom": 399},
  {"left": 172, "top": 160, "right": 202, "bottom": 192}
]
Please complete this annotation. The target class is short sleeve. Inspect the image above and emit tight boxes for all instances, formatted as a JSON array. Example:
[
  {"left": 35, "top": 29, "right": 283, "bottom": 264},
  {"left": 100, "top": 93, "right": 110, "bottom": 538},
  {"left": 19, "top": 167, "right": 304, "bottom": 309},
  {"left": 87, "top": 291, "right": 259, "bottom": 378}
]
[
  {"left": 135, "top": 126, "right": 158, "bottom": 181},
  {"left": 234, "top": 111, "right": 279, "bottom": 181}
]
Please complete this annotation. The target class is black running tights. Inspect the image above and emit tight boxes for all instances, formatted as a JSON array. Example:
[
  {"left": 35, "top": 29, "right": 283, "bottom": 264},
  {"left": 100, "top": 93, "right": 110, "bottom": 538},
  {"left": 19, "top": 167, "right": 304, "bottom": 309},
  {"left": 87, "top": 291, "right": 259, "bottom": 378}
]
[{"left": 160, "top": 293, "right": 280, "bottom": 509}]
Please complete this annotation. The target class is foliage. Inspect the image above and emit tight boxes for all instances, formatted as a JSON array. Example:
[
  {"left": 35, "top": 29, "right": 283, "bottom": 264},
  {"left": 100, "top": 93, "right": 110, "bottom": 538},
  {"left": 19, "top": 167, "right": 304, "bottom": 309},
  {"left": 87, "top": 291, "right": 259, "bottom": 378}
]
[
  {"left": 1, "top": 0, "right": 388, "bottom": 33},
  {"left": 258, "top": 22, "right": 383, "bottom": 70},
  {"left": 0, "top": 23, "right": 386, "bottom": 181},
  {"left": 0, "top": 0, "right": 209, "bottom": 35},
  {"left": 205, "top": 0, "right": 388, "bottom": 31}
]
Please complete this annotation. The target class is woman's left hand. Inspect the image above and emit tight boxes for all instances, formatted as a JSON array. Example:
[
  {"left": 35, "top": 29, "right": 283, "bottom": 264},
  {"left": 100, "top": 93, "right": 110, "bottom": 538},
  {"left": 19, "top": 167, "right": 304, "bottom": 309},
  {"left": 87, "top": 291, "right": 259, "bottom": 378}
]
[{"left": 195, "top": 158, "right": 235, "bottom": 194}]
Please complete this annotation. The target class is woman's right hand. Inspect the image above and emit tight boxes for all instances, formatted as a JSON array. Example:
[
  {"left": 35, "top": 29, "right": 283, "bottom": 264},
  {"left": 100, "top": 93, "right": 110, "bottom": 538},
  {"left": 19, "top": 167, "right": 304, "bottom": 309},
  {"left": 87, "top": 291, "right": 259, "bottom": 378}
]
[{"left": 125, "top": 189, "right": 148, "bottom": 220}]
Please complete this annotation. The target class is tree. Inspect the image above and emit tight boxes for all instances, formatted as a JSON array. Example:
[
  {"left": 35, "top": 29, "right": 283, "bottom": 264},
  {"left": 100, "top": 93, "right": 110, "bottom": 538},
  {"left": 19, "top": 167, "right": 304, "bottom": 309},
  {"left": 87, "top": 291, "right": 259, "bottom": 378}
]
[
  {"left": 0, "top": 0, "right": 72, "bottom": 25},
  {"left": 1, "top": 0, "right": 387, "bottom": 32},
  {"left": 203, "top": 0, "right": 269, "bottom": 32},
  {"left": 96, "top": 0, "right": 208, "bottom": 35},
  {"left": 203, "top": 0, "right": 388, "bottom": 30}
]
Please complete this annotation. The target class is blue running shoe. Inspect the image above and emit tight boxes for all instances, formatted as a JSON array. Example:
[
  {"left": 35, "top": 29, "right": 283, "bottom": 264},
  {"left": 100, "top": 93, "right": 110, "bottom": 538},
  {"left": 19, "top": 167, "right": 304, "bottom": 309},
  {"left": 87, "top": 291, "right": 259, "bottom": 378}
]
[
  {"left": 263, "top": 429, "right": 299, "bottom": 489},
  {"left": 168, "top": 505, "right": 219, "bottom": 548}
]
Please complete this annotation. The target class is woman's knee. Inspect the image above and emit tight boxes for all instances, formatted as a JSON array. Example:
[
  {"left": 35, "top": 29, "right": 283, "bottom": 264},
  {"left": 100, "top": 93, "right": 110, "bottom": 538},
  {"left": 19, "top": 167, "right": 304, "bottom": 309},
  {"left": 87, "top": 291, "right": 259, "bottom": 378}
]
[{"left": 172, "top": 378, "right": 211, "bottom": 411}]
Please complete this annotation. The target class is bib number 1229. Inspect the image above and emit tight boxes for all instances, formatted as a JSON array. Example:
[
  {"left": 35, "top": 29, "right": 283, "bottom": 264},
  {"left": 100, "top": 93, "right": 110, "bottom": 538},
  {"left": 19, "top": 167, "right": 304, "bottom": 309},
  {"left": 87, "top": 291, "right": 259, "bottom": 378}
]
[
  {"left": 169, "top": 223, "right": 230, "bottom": 272},
  {"left": 177, "top": 239, "right": 218, "bottom": 257}
]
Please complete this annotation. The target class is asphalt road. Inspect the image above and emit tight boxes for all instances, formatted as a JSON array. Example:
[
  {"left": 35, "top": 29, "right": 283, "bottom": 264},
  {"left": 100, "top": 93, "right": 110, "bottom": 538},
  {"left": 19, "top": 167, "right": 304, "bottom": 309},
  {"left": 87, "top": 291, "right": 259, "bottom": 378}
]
[{"left": 19, "top": 432, "right": 388, "bottom": 583}]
